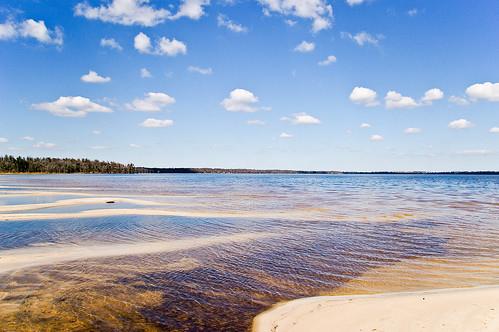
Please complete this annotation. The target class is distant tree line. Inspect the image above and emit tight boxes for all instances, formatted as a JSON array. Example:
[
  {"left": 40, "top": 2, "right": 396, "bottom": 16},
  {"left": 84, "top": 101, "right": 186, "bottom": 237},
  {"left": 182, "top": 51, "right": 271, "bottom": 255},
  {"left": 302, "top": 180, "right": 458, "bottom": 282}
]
[{"left": 0, "top": 155, "right": 135, "bottom": 174}]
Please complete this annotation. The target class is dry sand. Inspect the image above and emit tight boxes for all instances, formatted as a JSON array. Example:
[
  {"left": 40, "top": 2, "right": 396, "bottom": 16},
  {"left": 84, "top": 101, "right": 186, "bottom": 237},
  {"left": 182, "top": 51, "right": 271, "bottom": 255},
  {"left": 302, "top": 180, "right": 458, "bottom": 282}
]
[
  {"left": 0, "top": 232, "right": 273, "bottom": 274},
  {"left": 253, "top": 286, "right": 499, "bottom": 332}
]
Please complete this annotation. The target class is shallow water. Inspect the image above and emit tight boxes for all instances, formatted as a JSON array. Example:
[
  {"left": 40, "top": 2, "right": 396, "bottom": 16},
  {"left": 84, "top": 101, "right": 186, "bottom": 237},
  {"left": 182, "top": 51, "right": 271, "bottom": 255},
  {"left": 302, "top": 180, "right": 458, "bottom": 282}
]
[{"left": 0, "top": 174, "right": 498, "bottom": 331}]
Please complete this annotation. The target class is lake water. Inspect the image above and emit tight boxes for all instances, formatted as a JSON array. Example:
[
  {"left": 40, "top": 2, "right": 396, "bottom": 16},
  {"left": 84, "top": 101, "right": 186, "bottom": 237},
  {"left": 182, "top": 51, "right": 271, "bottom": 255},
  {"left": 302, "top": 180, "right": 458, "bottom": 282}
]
[{"left": 0, "top": 174, "right": 498, "bottom": 331}]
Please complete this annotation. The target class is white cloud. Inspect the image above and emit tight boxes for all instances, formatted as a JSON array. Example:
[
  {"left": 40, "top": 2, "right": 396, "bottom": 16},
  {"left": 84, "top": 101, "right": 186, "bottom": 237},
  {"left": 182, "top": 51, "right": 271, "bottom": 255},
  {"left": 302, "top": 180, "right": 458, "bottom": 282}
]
[
  {"left": 0, "top": 19, "right": 63, "bottom": 45},
  {"left": 489, "top": 127, "right": 499, "bottom": 133},
  {"left": 32, "top": 96, "right": 112, "bottom": 117},
  {"left": 404, "top": 127, "right": 421, "bottom": 134},
  {"left": 346, "top": 0, "right": 366, "bottom": 6},
  {"left": 370, "top": 134, "right": 383, "bottom": 141},
  {"left": 127, "top": 92, "right": 175, "bottom": 112},
  {"left": 407, "top": 8, "right": 418, "bottom": 16},
  {"left": 456, "top": 149, "right": 493, "bottom": 156},
  {"left": 33, "top": 141, "right": 56, "bottom": 149},
  {"left": 318, "top": 55, "right": 336, "bottom": 66},
  {"left": 188, "top": 65, "right": 213, "bottom": 75},
  {"left": 448, "top": 119, "right": 473, "bottom": 129},
  {"left": 258, "top": 0, "right": 333, "bottom": 32},
  {"left": 421, "top": 88, "right": 444, "bottom": 104},
  {"left": 465, "top": 82, "right": 499, "bottom": 102},
  {"left": 80, "top": 70, "right": 111, "bottom": 83},
  {"left": 449, "top": 95, "right": 469, "bottom": 106},
  {"left": 282, "top": 112, "right": 321, "bottom": 124},
  {"left": 134, "top": 32, "right": 187, "bottom": 56},
  {"left": 74, "top": 0, "right": 170, "bottom": 26},
  {"left": 385, "top": 90, "right": 419, "bottom": 109},
  {"left": 342, "top": 31, "right": 382, "bottom": 46},
  {"left": 221, "top": 89, "right": 264, "bottom": 112},
  {"left": 100, "top": 37, "right": 122, "bottom": 50},
  {"left": 134, "top": 32, "right": 152, "bottom": 53},
  {"left": 349, "top": 87, "right": 379, "bottom": 107},
  {"left": 280, "top": 132, "right": 293, "bottom": 138},
  {"left": 294, "top": 40, "right": 315, "bottom": 52},
  {"left": 0, "top": 137, "right": 8, "bottom": 143},
  {"left": 140, "top": 118, "right": 174, "bottom": 127},
  {"left": 90, "top": 145, "right": 108, "bottom": 150},
  {"left": 285, "top": 19, "right": 297, "bottom": 26},
  {"left": 92, "top": 130, "right": 101, "bottom": 135},
  {"left": 22, "top": 136, "right": 34, "bottom": 141},
  {"left": 170, "top": 0, "right": 210, "bottom": 20},
  {"left": 247, "top": 119, "right": 266, "bottom": 125},
  {"left": 217, "top": 14, "right": 247, "bottom": 33},
  {"left": 129, "top": 143, "right": 141, "bottom": 148},
  {"left": 140, "top": 68, "right": 152, "bottom": 78},
  {"left": 360, "top": 123, "right": 371, "bottom": 128}
]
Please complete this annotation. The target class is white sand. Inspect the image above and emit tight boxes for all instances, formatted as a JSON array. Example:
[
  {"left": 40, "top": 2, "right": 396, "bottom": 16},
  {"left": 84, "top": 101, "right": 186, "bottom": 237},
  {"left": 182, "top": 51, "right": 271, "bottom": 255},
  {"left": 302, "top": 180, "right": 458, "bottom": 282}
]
[
  {"left": 0, "top": 232, "right": 273, "bottom": 274},
  {"left": 253, "top": 286, "right": 499, "bottom": 332},
  {"left": 0, "top": 197, "right": 162, "bottom": 213}
]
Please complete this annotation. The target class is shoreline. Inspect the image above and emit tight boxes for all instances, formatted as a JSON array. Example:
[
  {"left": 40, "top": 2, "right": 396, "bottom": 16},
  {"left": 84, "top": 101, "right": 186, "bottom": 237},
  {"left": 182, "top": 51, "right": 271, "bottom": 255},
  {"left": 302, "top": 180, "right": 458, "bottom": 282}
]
[{"left": 253, "top": 286, "right": 499, "bottom": 332}]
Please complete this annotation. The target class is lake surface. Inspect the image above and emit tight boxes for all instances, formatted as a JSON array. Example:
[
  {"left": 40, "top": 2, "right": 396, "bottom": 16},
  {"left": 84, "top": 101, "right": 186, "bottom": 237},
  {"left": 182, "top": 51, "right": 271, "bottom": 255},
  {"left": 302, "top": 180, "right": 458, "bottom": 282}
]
[{"left": 1, "top": 174, "right": 498, "bottom": 331}]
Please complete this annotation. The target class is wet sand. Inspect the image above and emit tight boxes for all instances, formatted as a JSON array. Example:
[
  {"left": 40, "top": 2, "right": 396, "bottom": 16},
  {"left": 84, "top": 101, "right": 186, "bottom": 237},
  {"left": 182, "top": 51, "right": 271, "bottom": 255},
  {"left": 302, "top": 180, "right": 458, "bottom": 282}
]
[{"left": 253, "top": 286, "right": 499, "bottom": 332}]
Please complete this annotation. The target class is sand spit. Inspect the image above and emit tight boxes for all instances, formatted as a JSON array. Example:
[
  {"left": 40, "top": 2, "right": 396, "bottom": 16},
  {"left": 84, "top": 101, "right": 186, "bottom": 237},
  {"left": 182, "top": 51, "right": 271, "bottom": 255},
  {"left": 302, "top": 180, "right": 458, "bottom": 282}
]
[
  {"left": 0, "top": 232, "right": 273, "bottom": 274},
  {"left": 253, "top": 286, "right": 499, "bottom": 332},
  {"left": 0, "top": 197, "right": 163, "bottom": 213}
]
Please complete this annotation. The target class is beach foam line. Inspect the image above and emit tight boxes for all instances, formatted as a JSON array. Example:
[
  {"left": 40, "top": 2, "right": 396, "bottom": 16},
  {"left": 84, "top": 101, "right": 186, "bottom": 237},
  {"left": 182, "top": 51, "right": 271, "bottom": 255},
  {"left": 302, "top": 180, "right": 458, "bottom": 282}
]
[
  {"left": 0, "top": 197, "right": 162, "bottom": 213},
  {"left": 0, "top": 232, "right": 273, "bottom": 275},
  {"left": 253, "top": 286, "right": 499, "bottom": 332}
]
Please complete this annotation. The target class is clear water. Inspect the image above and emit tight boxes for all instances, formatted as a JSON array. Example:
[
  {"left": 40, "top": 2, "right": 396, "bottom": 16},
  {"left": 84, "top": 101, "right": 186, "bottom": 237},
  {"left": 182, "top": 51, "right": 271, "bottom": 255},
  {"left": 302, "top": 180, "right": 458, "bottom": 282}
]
[{"left": 0, "top": 174, "right": 498, "bottom": 331}]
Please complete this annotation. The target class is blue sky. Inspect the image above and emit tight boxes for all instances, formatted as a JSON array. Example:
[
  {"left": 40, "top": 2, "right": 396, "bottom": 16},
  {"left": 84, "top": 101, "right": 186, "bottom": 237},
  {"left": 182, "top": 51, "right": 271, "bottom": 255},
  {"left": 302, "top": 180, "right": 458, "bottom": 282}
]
[{"left": 0, "top": 0, "right": 498, "bottom": 171}]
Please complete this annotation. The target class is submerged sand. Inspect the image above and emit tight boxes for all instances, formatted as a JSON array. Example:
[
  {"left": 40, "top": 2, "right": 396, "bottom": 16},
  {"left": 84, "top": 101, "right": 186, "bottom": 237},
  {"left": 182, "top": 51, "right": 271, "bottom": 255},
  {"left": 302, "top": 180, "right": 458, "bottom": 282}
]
[
  {"left": 253, "top": 286, "right": 499, "bottom": 332},
  {"left": 0, "top": 232, "right": 273, "bottom": 274}
]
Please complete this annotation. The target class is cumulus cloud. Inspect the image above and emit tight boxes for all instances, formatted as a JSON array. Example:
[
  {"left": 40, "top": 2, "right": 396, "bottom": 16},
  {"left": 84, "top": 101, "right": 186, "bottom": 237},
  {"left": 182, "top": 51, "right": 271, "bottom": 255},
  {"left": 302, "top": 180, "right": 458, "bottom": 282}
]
[
  {"left": 258, "top": 0, "right": 333, "bottom": 32},
  {"left": 341, "top": 31, "right": 382, "bottom": 46},
  {"left": 279, "top": 132, "right": 293, "bottom": 138},
  {"left": 217, "top": 14, "right": 247, "bottom": 33},
  {"left": 0, "top": 19, "right": 63, "bottom": 45},
  {"left": 100, "top": 37, "right": 122, "bottom": 50},
  {"left": 188, "top": 65, "right": 213, "bottom": 75},
  {"left": 360, "top": 123, "right": 371, "bottom": 128},
  {"left": 129, "top": 143, "right": 141, "bottom": 148},
  {"left": 140, "top": 118, "right": 174, "bottom": 127},
  {"left": 294, "top": 40, "right": 315, "bottom": 52},
  {"left": 465, "top": 82, "right": 499, "bottom": 102},
  {"left": 74, "top": 0, "right": 170, "bottom": 26},
  {"left": 0, "top": 137, "right": 8, "bottom": 143},
  {"left": 281, "top": 112, "right": 321, "bottom": 124},
  {"left": 32, "top": 96, "right": 112, "bottom": 117},
  {"left": 385, "top": 90, "right": 419, "bottom": 109},
  {"left": 448, "top": 119, "right": 473, "bottom": 129},
  {"left": 285, "top": 19, "right": 297, "bottom": 26},
  {"left": 349, "top": 87, "right": 379, "bottom": 107},
  {"left": 421, "top": 88, "right": 444, "bottom": 104},
  {"left": 221, "top": 89, "right": 266, "bottom": 112},
  {"left": 134, "top": 32, "right": 187, "bottom": 56},
  {"left": 22, "top": 136, "right": 35, "bottom": 141},
  {"left": 140, "top": 68, "right": 152, "bottom": 78},
  {"left": 170, "top": 0, "right": 210, "bottom": 20},
  {"left": 489, "top": 127, "right": 499, "bottom": 133},
  {"left": 318, "top": 55, "right": 336, "bottom": 66},
  {"left": 80, "top": 70, "right": 111, "bottom": 83},
  {"left": 346, "top": 0, "right": 366, "bottom": 6},
  {"left": 449, "top": 95, "right": 469, "bottom": 106},
  {"left": 404, "top": 127, "right": 421, "bottom": 134},
  {"left": 247, "top": 119, "right": 266, "bottom": 125},
  {"left": 33, "top": 141, "right": 56, "bottom": 149},
  {"left": 370, "top": 134, "right": 383, "bottom": 141},
  {"left": 127, "top": 92, "right": 175, "bottom": 112}
]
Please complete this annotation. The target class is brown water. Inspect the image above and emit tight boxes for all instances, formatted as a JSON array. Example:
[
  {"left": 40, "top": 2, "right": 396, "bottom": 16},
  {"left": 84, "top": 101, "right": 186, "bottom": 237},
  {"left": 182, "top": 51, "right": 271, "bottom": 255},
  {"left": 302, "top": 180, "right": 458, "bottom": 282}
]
[{"left": 0, "top": 174, "right": 498, "bottom": 331}]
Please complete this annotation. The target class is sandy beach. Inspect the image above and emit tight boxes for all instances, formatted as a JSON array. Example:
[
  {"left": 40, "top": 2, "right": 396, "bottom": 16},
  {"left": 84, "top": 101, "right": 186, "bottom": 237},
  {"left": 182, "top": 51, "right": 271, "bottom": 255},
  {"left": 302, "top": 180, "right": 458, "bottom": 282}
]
[{"left": 253, "top": 286, "right": 499, "bottom": 332}]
